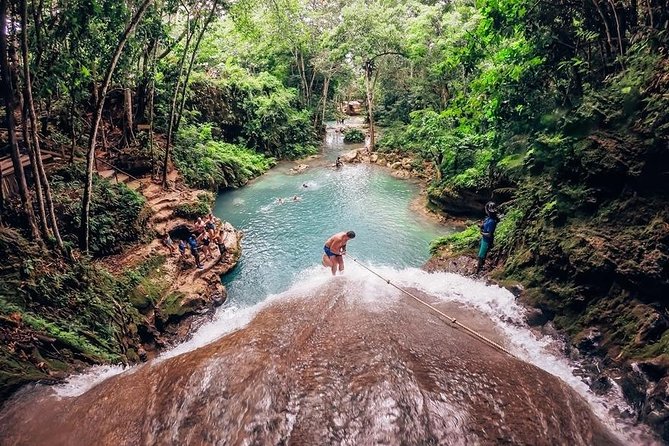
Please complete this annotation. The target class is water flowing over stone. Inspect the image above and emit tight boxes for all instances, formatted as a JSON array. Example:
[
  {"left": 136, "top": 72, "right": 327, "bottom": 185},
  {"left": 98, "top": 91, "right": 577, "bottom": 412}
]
[{"left": 0, "top": 277, "right": 621, "bottom": 445}]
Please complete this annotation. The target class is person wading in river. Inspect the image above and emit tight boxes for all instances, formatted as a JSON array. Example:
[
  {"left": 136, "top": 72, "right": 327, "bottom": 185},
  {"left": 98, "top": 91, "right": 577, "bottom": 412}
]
[
  {"left": 322, "top": 231, "right": 356, "bottom": 275},
  {"left": 476, "top": 202, "right": 500, "bottom": 274}
]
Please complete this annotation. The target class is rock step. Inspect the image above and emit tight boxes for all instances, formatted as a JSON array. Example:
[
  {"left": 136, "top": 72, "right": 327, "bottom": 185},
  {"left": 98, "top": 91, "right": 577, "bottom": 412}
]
[
  {"left": 126, "top": 179, "right": 143, "bottom": 190},
  {"left": 151, "top": 201, "right": 179, "bottom": 215},
  {"left": 151, "top": 210, "right": 175, "bottom": 224},
  {"left": 98, "top": 169, "right": 115, "bottom": 179},
  {"left": 148, "top": 196, "right": 180, "bottom": 207},
  {"left": 115, "top": 173, "right": 130, "bottom": 184},
  {"left": 97, "top": 169, "right": 131, "bottom": 184}
]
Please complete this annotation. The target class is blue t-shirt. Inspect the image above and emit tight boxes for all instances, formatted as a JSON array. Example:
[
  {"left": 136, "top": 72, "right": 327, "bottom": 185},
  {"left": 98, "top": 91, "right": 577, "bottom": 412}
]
[
  {"left": 188, "top": 237, "right": 198, "bottom": 250},
  {"left": 481, "top": 217, "right": 498, "bottom": 242}
]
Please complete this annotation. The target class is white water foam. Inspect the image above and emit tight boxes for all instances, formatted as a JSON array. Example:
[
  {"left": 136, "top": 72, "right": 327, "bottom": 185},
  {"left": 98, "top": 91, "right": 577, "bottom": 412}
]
[
  {"left": 338, "top": 261, "right": 653, "bottom": 444},
  {"left": 51, "top": 268, "right": 337, "bottom": 397},
  {"left": 54, "top": 364, "right": 133, "bottom": 397},
  {"left": 49, "top": 261, "right": 655, "bottom": 443}
]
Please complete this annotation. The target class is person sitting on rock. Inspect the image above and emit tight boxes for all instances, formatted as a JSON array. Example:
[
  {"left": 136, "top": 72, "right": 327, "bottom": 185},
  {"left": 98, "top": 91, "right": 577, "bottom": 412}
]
[
  {"left": 335, "top": 156, "right": 343, "bottom": 168},
  {"left": 162, "top": 231, "right": 175, "bottom": 255},
  {"left": 476, "top": 202, "right": 500, "bottom": 275}
]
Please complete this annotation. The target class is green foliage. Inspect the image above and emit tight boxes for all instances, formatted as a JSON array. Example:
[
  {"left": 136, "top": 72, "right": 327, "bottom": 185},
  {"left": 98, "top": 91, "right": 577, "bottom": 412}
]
[
  {"left": 343, "top": 128, "right": 365, "bottom": 143},
  {"left": 174, "top": 193, "right": 214, "bottom": 219},
  {"left": 173, "top": 123, "right": 274, "bottom": 190},
  {"left": 0, "top": 229, "right": 140, "bottom": 364},
  {"left": 49, "top": 166, "right": 149, "bottom": 257},
  {"left": 430, "top": 225, "right": 480, "bottom": 254},
  {"left": 185, "top": 72, "right": 318, "bottom": 159},
  {"left": 493, "top": 208, "right": 523, "bottom": 251},
  {"left": 126, "top": 256, "right": 169, "bottom": 311}
]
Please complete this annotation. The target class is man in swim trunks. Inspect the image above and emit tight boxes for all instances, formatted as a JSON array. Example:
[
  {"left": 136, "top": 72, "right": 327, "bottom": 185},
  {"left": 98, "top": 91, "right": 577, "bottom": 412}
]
[{"left": 322, "top": 231, "right": 356, "bottom": 275}]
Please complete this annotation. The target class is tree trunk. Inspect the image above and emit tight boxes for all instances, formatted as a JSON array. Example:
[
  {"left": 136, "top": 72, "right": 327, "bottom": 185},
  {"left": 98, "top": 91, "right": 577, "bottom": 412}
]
[
  {"left": 162, "top": 9, "right": 194, "bottom": 187},
  {"left": 1, "top": 0, "right": 40, "bottom": 239},
  {"left": 123, "top": 86, "right": 135, "bottom": 145},
  {"left": 174, "top": 0, "right": 219, "bottom": 136},
  {"left": 21, "top": 102, "right": 46, "bottom": 235},
  {"left": 364, "top": 61, "right": 375, "bottom": 150},
  {"left": 0, "top": 162, "right": 4, "bottom": 225},
  {"left": 21, "top": 101, "right": 49, "bottom": 236},
  {"left": 320, "top": 74, "right": 331, "bottom": 125},
  {"left": 80, "top": 0, "right": 154, "bottom": 252},
  {"left": 21, "top": 0, "right": 63, "bottom": 248},
  {"left": 69, "top": 87, "right": 76, "bottom": 161},
  {"left": 592, "top": 0, "right": 614, "bottom": 60},
  {"left": 148, "top": 45, "right": 156, "bottom": 174},
  {"left": 607, "top": 0, "right": 625, "bottom": 60}
]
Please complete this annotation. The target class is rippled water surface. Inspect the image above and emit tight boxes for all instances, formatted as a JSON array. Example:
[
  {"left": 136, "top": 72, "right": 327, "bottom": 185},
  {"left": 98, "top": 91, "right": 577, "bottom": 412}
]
[{"left": 214, "top": 160, "right": 448, "bottom": 304}]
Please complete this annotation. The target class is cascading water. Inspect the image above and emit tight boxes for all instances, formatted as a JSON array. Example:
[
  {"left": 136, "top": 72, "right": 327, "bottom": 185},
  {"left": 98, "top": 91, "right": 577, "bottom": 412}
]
[{"left": 0, "top": 122, "right": 659, "bottom": 445}]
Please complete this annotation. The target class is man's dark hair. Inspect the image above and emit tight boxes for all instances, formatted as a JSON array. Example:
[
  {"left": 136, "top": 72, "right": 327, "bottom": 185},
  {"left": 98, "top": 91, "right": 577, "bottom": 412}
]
[{"left": 346, "top": 231, "right": 356, "bottom": 238}]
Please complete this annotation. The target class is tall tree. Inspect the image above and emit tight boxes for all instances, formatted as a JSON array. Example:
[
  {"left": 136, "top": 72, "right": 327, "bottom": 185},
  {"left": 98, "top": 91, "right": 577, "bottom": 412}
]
[
  {"left": 162, "top": 0, "right": 221, "bottom": 187},
  {"left": 0, "top": 0, "right": 39, "bottom": 239},
  {"left": 79, "top": 0, "right": 154, "bottom": 252},
  {"left": 20, "top": 0, "right": 63, "bottom": 248},
  {"left": 162, "top": 5, "right": 196, "bottom": 188}
]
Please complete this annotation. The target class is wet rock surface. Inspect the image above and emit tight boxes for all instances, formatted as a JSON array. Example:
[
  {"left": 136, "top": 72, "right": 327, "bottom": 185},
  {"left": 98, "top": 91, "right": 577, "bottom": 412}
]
[{"left": 0, "top": 283, "right": 623, "bottom": 446}]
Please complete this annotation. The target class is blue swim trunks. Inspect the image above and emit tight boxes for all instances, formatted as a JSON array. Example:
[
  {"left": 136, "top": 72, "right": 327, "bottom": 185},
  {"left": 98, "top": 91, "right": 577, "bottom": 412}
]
[{"left": 324, "top": 245, "right": 340, "bottom": 257}]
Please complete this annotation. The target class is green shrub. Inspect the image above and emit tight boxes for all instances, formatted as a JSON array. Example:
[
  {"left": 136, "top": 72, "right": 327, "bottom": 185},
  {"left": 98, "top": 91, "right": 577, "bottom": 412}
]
[
  {"left": 174, "top": 193, "right": 213, "bottom": 219},
  {"left": 377, "top": 123, "right": 408, "bottom": 152},
  {"left": 187, "top": 71, "right": 319, "bottom": 158},
  {"left": 343, "top": 128, "right": 365, "bottom": 143},
  {"left": 430, "top": 225, "right": 480, "bottom": 254},
  {"left": 0, "top": 228, "right": 143, "bottom": 363},
  {"left": 173, "top": 123, "right": 274, "bottom": 190},
  {"left": 494, "top": 208, "right": 523, "bottom": 251},
  {"left": 49, "top": 165, "right": 149, "bottom": 257}
]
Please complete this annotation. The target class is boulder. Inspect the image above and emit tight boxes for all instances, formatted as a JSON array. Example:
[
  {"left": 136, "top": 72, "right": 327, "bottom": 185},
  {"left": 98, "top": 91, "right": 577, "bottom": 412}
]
[
  {"left": 428, "top": 186, "right": 491, "bottom": 217},
  {"left": 341, "top": 149, "right": 360, "bottom": 163},
  {"left": 370, "top": 153, "right": 379, "bottom": 163},
  {"left": 524, "top": 308, "right": 548, "bottom": 327},
  {"left": 573, "top": 327, "right": 602, "bottom": 354},
  {"left": 290, "top": 164, "right": 309, "bottom": 174},
  {"left": 634, "top": 311, "right": 669, "bottom": 345}
]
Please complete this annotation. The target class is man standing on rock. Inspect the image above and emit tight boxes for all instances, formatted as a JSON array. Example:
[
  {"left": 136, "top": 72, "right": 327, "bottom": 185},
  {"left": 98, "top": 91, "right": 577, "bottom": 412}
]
[
  {"left": 476, "top": 202, "right": 500, "bottom": 275},
  {"left": 188, "top": 234, "right": 203, "bottom": 270},
  {"left": 322, "top": 231, "right": 356, "bottom": 275}
]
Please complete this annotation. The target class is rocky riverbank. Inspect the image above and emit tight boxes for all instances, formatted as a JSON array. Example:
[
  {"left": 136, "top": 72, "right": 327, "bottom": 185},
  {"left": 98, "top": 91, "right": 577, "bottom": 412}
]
[
  {"left": 426, "top": 229, "right": 669, "bottom": 443},
  {"left": 0, "top": 168, "right": 242, "bottom": 400},
  {"left": 337, "top": 140, "right": 669, "bottom": 442}
]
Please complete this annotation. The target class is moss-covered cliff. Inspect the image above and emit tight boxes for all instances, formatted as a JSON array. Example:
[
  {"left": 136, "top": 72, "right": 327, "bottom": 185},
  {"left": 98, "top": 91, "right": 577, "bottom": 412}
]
[{"left": 429, "top": 51, "right": 669, "bottom": 440}]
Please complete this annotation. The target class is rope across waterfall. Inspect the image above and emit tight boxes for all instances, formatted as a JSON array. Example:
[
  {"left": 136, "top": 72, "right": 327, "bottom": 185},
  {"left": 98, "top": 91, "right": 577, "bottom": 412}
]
[{"left": 350, "top": 257, "right": 519, "bottom": 360}]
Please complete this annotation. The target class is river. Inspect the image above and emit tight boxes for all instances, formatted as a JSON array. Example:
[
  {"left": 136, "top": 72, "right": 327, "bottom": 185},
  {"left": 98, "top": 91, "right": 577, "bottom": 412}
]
[{"left": 0, "top": 122, "right": 659, "bottom": 445}]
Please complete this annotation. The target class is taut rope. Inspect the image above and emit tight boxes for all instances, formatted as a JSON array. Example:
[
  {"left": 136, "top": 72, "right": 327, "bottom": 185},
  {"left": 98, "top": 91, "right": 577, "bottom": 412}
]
[{"left": 350, "top": 256, "right": 518, "bottom": 360}]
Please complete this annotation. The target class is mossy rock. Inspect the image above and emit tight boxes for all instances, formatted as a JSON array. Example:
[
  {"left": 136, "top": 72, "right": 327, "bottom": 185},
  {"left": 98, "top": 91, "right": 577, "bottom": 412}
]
[{"left": 158, "top": 292, "right": 206, "bottom": 324}]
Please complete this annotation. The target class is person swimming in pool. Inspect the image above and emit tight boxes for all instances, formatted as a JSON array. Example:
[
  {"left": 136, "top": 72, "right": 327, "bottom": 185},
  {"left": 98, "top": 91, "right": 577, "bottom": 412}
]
[{"left": 322, "top": 231, "right": 356, "bottom": 275}]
